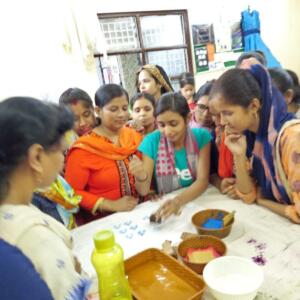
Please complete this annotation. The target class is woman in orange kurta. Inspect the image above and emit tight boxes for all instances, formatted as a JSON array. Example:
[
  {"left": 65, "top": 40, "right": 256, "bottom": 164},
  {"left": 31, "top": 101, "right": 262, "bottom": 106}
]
[{"left": 65, "top": 84, "right": 143, "bottom": 224}]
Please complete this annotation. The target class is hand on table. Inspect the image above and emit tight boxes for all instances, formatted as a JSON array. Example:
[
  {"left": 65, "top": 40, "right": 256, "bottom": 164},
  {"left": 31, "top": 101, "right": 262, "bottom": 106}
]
[
  {"left": 285, "top": 205, "right": 300, "bottom": 224},
  {"left": 109, "top": 196, "right": 138, "bottom": 212},
  {"left": 145, "top": 190, "right": 162, "bottom": 202},
  {"left": 150, "top": 197, "right": 181, "bottom": 223},
  {"left": 220, "top": 177, "right": 239, "bottom": 199}
]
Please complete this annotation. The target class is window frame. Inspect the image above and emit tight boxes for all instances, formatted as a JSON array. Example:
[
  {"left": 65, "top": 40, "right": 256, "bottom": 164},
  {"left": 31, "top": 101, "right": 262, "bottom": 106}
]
[{"left": 95, "top": 9, "right": 194, "bottom": 75}]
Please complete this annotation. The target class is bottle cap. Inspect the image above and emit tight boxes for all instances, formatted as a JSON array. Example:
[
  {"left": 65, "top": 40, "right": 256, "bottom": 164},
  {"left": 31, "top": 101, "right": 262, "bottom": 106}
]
[{"left": 93, "top": 229, "right": 115, "bottom": 250}]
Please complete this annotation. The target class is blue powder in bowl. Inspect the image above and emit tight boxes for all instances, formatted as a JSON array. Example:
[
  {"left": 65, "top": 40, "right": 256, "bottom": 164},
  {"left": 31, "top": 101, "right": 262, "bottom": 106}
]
[{"left": 202, "top": 218, "right": 223, "bottom": 229}]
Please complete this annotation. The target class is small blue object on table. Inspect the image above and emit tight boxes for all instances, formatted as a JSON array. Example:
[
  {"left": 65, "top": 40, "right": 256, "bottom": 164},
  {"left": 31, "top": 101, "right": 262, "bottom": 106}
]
[{"left": 202, "top": 218, "right": 223, "bottom": 229}]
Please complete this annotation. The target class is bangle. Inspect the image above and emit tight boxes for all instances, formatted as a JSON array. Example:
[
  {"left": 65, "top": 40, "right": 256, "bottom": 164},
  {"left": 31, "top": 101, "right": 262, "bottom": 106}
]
[
  {"left": 98, "top": 197, "right": 105, "bottom": 212},
  {"left": 135, "top": 172, "right": 148, "bottom": 182},
  {"left": 92, "top": 197, "right": 105, "bottom": 215}
]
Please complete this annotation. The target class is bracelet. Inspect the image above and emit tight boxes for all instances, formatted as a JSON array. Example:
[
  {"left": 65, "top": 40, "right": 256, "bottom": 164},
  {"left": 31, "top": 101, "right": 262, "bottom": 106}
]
[
  {"left": 98, "top": 197, "right": 105, "bottom": 212},
  {"left": 92, "top": 197, "right": 105, "bottom": 215},
  {"left": 135, "top": 172, "right": 148, "bottom": 182}
]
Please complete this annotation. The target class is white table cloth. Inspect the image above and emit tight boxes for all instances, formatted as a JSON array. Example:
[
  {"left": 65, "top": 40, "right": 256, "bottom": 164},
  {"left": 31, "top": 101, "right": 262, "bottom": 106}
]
[{"left": 72, "top": 185, "right": 300, "bottom": 300}]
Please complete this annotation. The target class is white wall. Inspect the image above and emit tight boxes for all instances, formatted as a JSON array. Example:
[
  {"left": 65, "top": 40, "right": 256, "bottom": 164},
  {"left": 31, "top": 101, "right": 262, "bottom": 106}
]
[
  {"left": 0, "top": 0, "right": 299, "bottom": 100},
  {"left": 96, "top": 0, "right": 300, "bottom": 88},
  {"left": 0, "top": 0, "right": 101, "bottom": 102}
]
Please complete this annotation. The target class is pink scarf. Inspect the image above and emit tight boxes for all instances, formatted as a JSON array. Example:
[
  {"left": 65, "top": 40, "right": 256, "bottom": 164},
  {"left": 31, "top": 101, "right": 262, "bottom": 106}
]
[{"left": 156, "top": 128, "right": 199, "bottom": 194}]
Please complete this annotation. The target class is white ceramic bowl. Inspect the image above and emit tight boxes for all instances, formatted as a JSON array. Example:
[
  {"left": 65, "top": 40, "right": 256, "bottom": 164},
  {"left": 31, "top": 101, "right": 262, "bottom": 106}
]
[{"left": 203, "top": 256, "right": 264, "bottom": 300}]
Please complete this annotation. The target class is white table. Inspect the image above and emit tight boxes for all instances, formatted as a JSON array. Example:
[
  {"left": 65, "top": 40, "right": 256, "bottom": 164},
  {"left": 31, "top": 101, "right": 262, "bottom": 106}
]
[{"left": 72, "top": 185, "right": 300, "bottom": 300}]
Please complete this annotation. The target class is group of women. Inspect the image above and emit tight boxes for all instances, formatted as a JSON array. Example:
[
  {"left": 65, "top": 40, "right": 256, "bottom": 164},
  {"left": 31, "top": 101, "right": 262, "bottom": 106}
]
[{"left": 1, "top": 58, "right": 300, "bottom": 299}]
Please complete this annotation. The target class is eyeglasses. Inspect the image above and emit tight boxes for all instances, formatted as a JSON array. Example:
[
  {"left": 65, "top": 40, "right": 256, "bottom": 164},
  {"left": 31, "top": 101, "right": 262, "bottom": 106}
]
[{"left": 196, "top": 104, "right": 209, "bottom": 113}]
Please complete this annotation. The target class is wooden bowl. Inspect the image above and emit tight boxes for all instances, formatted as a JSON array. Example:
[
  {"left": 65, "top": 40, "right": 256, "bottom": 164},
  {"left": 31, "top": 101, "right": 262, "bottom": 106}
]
[
  {"left": 177, "top": 235, "right": 227, "bottom": 274},
  {"left": 192, "top": 209, "right": 234, "bottom": 239}
]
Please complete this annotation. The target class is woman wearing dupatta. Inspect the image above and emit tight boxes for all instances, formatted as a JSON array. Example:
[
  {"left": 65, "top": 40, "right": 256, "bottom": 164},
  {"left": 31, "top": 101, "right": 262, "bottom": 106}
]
[
  {"left": 210, "top": 62, "right": 300, "bottom": 223},
  {"left": 136, "top": 64, "right": 174, "bottom": 102},
  {"left": 129, "top": 92, "right": 211, "bottom": 222},
  {"left": 65, "top": 84, "right": 142, "bottom": 224}
]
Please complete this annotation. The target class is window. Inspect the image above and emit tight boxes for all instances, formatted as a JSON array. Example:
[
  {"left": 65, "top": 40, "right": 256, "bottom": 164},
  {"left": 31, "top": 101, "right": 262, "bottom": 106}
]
[{"left": 95, "top": 10, "right": 193, "bottom": 97}]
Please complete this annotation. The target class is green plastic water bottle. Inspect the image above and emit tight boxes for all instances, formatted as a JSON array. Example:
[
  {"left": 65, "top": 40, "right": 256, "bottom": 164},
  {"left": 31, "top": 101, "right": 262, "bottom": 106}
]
[{"left": 91, "top": 230, "right": 132, "bottom": 300}]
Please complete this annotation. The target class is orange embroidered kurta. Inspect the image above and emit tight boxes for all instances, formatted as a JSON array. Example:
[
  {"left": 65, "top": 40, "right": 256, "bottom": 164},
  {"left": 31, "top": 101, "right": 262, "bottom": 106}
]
[{"left": 65, "top": 127, "right": 142, "bottom": 214}]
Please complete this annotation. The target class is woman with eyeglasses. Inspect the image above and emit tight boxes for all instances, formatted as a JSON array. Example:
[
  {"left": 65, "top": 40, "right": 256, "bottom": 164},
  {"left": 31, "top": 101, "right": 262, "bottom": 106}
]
[
  {"left": 190, "top": 80, "right": 239, "bottom": 199},
  {"left": 190, "top": 81, "right": 215, "bottom": 131}
]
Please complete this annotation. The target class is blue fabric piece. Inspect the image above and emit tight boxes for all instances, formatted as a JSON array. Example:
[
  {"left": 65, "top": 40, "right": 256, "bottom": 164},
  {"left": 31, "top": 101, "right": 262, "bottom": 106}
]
[
  {"left": 0, "top": 239, "right": 53, "bottom": 300},
  {"left": 246, "top": 64, "right": 295, "bottom": 204},
  {"left": 67, "top": 278, "right": 91, "bottom": 300},
  {"left": 32, "top": 193, "right": 64, "bottom": 224},
  {"left": 241, "top": 10, "right": 281, "bottom": 68}
]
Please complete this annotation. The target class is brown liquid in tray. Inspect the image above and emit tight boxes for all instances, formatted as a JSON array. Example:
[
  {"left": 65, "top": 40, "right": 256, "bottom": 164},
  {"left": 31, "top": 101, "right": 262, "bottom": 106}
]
[{"left": 127, "top": 260, "right": 197, "bottom": 300}]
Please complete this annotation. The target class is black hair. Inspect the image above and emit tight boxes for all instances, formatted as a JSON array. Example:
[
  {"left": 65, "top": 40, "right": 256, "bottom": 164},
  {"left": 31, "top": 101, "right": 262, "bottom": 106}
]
[
  {"left": 255, "top": 50, "right": 266, "bottom": 61},
  {"left": 286, "top": 69, "right": 300, "bottom": 104},
  {"left": 236, "top": 51, "right": 267, "bottom": 67},
  {"left": 269, "top": 68, "right": 293, "bottom": 94},
  {"left": 179, "top": 72, "right": 195, "bottom": 88},
  {"left": 292, "top": 86, "right": 300, "bottom": 104},
  {"left": 210, "top": 68, "right": 261, "bottom": 108},
  {"left": 286, "top": 69, "right": 299, "bottom": 86},
  {"left": 130, "top": 92, "right": 155, "bottom": 110},
  {"left": 59, "top": 87, "right": 93, "bottom": 108},
  {"left": 154, "top": 65, "right": 174, "bottom": 93},
  {"left": 155, "top": 92, "right": 190, "bottom": 119},
  {"left": 194, "top": 80, "right": 215, "bottom": 101},
  {"left": 95, "top": 84, "right": 129, "bottom": 108},
  {"left": 0, "top": 97, "right": 74, "bottom": 200}
]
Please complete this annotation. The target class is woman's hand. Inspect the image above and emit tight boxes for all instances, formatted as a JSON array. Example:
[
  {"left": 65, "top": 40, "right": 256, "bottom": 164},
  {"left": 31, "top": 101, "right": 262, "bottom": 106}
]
[
  {"left": 224, "top": 131, "right": 247, "bottom": 157},
  {"left": 285, "top": 205, "right": 300, "bottom": 224},
  {"left": 102, "top": 196, "right": 138, "bottom": 212},
  {"left": 144, "top": 190, "right": 162, "bottom": 202},
  {"left": 150, "top": 197, "right": 181, "bottom": 223},
  {"left": 127, "top": 119, "right": 144, "bottom": 133},
  {"left": 129, "top": 155, "right": 148, "bottom": 181},
  {"left": 220, "top": 177, "right": 239, "bottom": 199}
]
